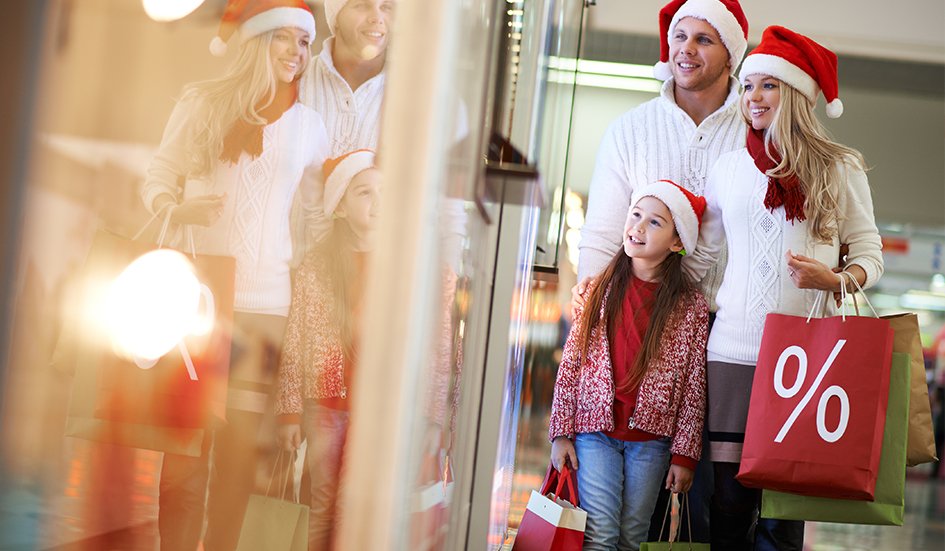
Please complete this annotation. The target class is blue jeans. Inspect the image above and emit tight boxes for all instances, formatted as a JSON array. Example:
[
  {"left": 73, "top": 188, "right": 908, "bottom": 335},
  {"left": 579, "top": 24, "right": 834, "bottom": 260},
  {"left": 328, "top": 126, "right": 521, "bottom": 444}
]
[
  {"left": 575, "top": 433, "right": 671, "bottom": 551},
  {"left": 301, "top": 401, "right": 349, "bottom": 551}
]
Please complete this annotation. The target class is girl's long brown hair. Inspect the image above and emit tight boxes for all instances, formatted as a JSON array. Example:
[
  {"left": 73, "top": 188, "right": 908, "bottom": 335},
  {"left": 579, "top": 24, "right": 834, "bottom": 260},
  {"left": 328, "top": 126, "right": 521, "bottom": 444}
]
[{"left": 575, "top": 247, "right": 694, "bottom": 393}]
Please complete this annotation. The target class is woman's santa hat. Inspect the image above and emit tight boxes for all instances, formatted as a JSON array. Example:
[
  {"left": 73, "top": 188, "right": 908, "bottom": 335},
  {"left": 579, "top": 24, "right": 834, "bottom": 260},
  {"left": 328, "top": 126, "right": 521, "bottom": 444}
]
[
  {"left": 653, "top": 0, "right": 749, "bottom": 81},
  {"left": 210, "top": 0, "right": 316, "bottom": 57},
  {"left": 323, "top": 149, "right": 376, "bottom": 216},
  {"left": 739, "top": 25, "right": 844, "bottom": 118},
  {"left": 627, "top": 180, "right": 706, "bottom": 255}
]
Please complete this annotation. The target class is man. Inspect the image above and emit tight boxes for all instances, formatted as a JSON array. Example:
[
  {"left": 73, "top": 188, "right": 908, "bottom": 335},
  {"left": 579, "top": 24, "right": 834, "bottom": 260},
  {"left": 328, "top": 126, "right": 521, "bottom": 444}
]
[
  {"left": 574, "top": 0, "right": 749, "bottom": 544},
  {"left": 302, "top": 0, "right": 394, "bottom": 155}
]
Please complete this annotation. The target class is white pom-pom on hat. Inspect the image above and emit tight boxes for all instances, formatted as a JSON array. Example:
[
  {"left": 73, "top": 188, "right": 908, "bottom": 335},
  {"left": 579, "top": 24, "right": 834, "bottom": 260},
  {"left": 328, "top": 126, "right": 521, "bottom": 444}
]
[
  {"left": 826, "top": 98, "right": 843, "bottom": 119},
  {"left": 209, "top": 36, "right": 228, "bottom": 57}
]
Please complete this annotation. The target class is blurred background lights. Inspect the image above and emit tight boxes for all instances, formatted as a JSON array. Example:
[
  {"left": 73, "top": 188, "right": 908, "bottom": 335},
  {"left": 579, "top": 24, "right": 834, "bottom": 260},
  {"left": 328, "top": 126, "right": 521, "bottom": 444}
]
[
  {"left": 141, "top": 0, "right": 205, "bottom": 22},
  {"left": 103, "top": 249, "right": 214, "bottom": 369}
]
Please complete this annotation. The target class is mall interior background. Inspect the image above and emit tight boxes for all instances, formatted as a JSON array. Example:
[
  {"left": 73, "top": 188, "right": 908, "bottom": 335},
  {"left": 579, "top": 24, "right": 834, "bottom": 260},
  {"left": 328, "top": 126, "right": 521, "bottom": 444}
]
[{"left": 0, "top": 0, "right": 942, "bottom": 549}]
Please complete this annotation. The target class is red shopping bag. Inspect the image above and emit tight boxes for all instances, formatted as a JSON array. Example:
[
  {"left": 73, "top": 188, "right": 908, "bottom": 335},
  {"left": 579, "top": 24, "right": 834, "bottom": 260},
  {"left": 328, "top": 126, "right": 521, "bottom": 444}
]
[
  {"left": 82, "top": 229, "right": 233, "bottom": 429},
  {"left": 512, "top": 464, "right": 586, "bottom": 551},
  {"left": 736, "top": 307, "right": 893, "bottom": 500}
]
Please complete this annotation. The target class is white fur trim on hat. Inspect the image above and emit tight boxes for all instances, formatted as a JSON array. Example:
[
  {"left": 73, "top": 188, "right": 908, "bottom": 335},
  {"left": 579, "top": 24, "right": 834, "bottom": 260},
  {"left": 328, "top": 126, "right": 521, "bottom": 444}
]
[
  {"left": 739, "top": 53, "right": 820, "bottom": 103},
  {"left": 239, "top": 7, "right": 316, "bottom": 43},
  {"left": 324, "top": 0, "right": 348, "bottom": 33},
  {"left": 627, "top": 181, "right": 701, "bottom": 255},
  {"left": 324, "top": 150, "right": 376, "bottom": 216},
  {"left": 670, "top": 0, "right": 748, "bottom": 75}
]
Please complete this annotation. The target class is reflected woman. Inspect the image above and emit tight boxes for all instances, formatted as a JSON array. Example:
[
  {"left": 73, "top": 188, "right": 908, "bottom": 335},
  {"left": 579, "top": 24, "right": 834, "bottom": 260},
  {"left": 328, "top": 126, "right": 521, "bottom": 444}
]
[{"left": 141, "top": 1, "right": 329, "bottom": 549}]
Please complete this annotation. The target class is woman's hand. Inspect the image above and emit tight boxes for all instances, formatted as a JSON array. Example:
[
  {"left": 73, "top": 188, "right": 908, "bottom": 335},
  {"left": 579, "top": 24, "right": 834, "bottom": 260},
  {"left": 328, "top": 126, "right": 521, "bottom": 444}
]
[
  {"left": 277, "top": 424, "right": 302, "bottom": 451},
  {"left": 664, "top": 464, "right": 694, "bottom": 494},
  {"left": 551, "top": 436, "right": 579, "bottom": 472},
  {"left": 785, "top": 250, "right": 842, "bottom": 291},
  {"left": 170, "top": 194, "right": 226, "bottom": 226}
]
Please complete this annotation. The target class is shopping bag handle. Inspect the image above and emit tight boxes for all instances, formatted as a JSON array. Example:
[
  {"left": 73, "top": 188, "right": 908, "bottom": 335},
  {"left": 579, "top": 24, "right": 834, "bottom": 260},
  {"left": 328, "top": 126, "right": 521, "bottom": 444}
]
[
  {"left": 841, "top": 270, "right": 879, "bottom": 318},
  {"left": 131, "top": 203, "right": 198, "bottom": 258},
  {"left": 540, "top": 463, "right": 580, "bottom": 507},
  {"left": 265, "top": 449, "right": 300, "bottom": 503},
  {"left": 656, "top": 492, "right": 696, "bottom": 549},
  {"left": 805, "top": 271, "right": 852, "bottom": 323}
]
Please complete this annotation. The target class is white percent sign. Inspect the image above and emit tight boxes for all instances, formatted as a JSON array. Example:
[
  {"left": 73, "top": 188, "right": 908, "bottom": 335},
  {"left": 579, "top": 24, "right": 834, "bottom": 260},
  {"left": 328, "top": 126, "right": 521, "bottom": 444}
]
[{"left": 773, "top": 340, "right": 850, "bottom": 444}]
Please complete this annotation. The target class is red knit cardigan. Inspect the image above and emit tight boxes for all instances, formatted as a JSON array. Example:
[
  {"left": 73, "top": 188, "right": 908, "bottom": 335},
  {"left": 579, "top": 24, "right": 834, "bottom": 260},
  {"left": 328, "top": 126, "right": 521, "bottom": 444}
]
[{"left": 549, "top": 283, "right": 709, "bottom": 462}]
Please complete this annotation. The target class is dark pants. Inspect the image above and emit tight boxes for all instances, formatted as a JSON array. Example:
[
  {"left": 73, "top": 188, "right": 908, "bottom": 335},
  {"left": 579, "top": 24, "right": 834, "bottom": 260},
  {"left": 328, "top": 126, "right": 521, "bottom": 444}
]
[
  {"left": 710, "top": 462, "right": 804, "bottom": 551},
  {"left": 159, "top": 409, "right": 264, "bottom": 551}
]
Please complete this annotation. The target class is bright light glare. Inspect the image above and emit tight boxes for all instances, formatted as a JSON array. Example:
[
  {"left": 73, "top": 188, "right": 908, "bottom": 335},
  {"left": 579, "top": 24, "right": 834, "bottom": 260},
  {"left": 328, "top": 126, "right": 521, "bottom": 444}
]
[
  {"left": 104, "top": 249, "right": 209, "bottom": 363},
  {"left": 142, "top": 0, "right": 204, "bottom": 22}
]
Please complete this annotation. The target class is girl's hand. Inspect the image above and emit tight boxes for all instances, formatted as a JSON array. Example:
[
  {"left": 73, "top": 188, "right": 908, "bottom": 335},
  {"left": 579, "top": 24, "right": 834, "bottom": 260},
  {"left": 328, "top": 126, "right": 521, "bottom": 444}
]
[
  {"left": 551, "top": 436, "right": 579, "bottom": 472},
  {"left": 785, "top": 250, "right": 840, "bottom": 291},
  {"left": 664, "top": 464, "right": 694, "bottom": 494},
  {"left": 170, "top": 194, "right": 226, "bottom": 226},
  {"left": 277, "top": 424, "right": 302, "bottom": 451}
]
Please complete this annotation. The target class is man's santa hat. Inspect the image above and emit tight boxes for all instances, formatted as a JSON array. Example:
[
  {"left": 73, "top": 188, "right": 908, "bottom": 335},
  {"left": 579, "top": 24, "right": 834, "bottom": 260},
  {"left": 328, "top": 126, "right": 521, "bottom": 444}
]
[
  {"left": 627, "top": 180, "right": 707, "bottom": 255},
  {"left": 653, "top": 0, "right": 749, "bottom": 81},
  {"left": 323, "top": 149, "right": 376, "bottom": 216},
  {"left": 209, "top": 0, "right": 316, "bottom": 57},
  {"left": 323, "top": 0, "right": 348, "bottom": 33},
  {"left": 739, "top": 25, "right": 844, "bottom": 118}
]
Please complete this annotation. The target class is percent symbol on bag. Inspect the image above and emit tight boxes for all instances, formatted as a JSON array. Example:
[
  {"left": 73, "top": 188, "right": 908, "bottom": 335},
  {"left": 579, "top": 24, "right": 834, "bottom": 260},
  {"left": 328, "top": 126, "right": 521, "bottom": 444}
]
[{"left": 773, "top": 339, "right": 850, "bottom": 443}]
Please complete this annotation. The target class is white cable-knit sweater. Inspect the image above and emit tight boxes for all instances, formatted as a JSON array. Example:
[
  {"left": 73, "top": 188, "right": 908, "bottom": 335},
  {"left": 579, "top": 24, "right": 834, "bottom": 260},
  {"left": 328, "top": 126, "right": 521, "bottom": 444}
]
[
  {"left": 143, "top": 98, "right": 330, "bottom": 316},
  {"left": 578, "top": 78, "right": 746, "bottom": 310},
  {"left": 300, "top": 38, "right": 385, "bottom": 156},
  {"left": 687, "top": 148, "right": 884, "bottom": 365}
]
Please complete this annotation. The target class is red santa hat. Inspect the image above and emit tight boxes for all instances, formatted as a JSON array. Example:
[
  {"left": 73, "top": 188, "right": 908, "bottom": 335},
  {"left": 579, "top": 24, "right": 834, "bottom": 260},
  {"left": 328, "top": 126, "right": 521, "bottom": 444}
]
[
  {"left": 210, "top": 0, "right": 316, "bottom": 57},
  {"left": 627, "top": 180, "right": 707, "bottom": 255},
  {"left": 739, "top": 26, "right": 844, "bottom": 118},
  {"left": 653, "top": 0, "right": 749, "bottom": 81},
  {"left": 322, "top": 149, "right": 376, "bottom": 216}
]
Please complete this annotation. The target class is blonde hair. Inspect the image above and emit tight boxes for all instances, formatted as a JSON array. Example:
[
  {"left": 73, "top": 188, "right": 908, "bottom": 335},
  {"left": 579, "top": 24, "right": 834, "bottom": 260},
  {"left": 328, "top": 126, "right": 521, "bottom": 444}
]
[
  {"left": 181, "top": 30, "right": 311, "bottom": 177},
  {"left": 741, "top": 83, "right": 867, "bottom": 242}
]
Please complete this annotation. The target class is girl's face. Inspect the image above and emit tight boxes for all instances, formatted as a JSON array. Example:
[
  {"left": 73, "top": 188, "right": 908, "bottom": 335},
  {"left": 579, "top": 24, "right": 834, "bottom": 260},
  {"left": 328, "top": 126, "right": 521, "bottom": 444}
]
[
  {"left": 623, "top": 196, "right": 684, "bottom": 262},
  {"left": 669, "top": 17, "right": 731, "bottom": 93},
  {"left": 335, "top": 0, "right": 395, "bottom": 61},
  {"left": 743, "top": 74, "right": 782, "bottom": 131},
  {"left": 270, "top": 27, "right": 311, "bottom": 84},
  {"left": 338, "top": 168, "right": 382, "bottom": 245}
]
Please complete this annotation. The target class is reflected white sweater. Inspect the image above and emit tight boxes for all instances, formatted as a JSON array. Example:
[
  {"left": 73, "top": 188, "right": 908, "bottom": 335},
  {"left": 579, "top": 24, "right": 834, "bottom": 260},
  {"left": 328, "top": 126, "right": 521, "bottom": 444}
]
[
  {"left": 142, "top": 98, "right": 330, "bottom": 316},
  {"left": 687, "top": 149, "right": 884, "bottom": 364}
]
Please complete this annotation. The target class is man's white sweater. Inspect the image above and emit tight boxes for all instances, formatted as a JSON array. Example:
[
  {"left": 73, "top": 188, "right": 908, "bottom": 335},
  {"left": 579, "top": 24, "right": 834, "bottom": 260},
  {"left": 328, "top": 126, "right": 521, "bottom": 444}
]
[
  {"left": 301, "top": 38, "right": 385, "bottom": 156},
  {"left": 578, "top": 78, "right": 746, "bottom": 309}
]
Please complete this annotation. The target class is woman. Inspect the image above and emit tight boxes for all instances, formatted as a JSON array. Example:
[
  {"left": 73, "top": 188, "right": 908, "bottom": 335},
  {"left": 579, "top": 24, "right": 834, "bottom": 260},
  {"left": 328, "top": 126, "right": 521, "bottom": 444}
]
[
  {"left": 687, "top": 26, "right": 884, "bottom": 551},
  {"left": 141, "top": 1, "right": 329, "bottom": 549}
]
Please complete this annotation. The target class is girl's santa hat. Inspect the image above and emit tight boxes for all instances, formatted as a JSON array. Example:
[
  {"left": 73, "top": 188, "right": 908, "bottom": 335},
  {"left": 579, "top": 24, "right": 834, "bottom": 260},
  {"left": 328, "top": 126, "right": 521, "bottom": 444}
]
[
  {"left": 739, "top": 26, "right": 844, "bottom": 118},
  {"left": 653, "top": 0, "right": 749, "bottom": 81},
  {"left": 323, "top": 149, "right": 376, "bottom": 216},
  {"left": 628, "top": 180, "right": 706, "bottom": 255},
  {"left": 210, "top": 0, "right": 316, "bottom": 57}
]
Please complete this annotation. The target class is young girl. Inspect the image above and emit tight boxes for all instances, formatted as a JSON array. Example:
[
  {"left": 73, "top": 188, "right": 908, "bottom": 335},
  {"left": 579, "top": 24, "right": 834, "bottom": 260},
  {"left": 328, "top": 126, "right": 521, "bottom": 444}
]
[
  {"left": 549, "top": 180, "right": 709, "bottom": 551},
  {"left": 687, "top": 26, "right": 884, "bottom": 550},
  {"left": 275, "top": 149, "right": 381, "bottom": 550},
  {"left": 141, "top": 2, "right": 329, "bottom": 548}
]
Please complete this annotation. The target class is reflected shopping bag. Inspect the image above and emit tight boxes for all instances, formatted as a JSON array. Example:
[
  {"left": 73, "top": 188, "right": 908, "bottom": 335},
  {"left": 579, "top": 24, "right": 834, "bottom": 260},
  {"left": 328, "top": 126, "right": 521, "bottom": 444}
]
[
  {"left": 882, "top": 313, "right": 938, "bottom": 466},
  {"left": 736, "top": 297, "right": 893, "bottom": 500},
  {"left": 512, "top": 464, "right": 586, "bottom": 551},
  {"left": 761, "top": 351, "right": 910, "bottom": 525},
  {"left": 640, "top": 493, "right": 710, "bottom": 551},
  {"left": 409, "top": 454, "right": 454, "bottom": 551},
  {"left": 63, "top": 226, "right": 234, "bottom": 455},
  {"left": 236, "top": 452, "right": 308, "bottom": 551}
]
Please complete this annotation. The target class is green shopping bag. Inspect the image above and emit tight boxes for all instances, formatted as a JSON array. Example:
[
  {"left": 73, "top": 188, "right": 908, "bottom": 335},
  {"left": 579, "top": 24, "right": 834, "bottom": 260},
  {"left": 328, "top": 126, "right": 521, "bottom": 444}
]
[
  {"left": 236, "top": 451, "right": 308, "bottom": 551},
  {"left": 760, "top": 351, "right": 910, "bottom": 525},
  {"left": 640, "top": 493, "right": 711, "bottom": 551}
]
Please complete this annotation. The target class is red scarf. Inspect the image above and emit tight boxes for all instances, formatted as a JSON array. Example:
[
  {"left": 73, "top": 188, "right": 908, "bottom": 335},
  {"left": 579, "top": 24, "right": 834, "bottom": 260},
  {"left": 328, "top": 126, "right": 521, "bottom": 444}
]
[
  {"left": 746, "top": 127, "right": 806, "bottom": 223},
  {"left": 220, "top": 81, "right": 299, "bottom": 164}
]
